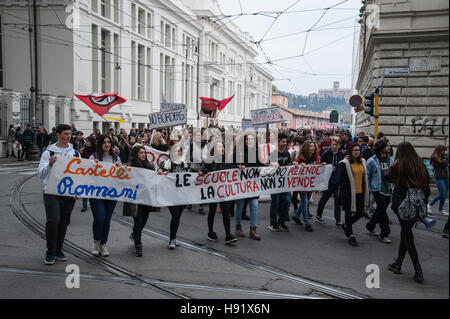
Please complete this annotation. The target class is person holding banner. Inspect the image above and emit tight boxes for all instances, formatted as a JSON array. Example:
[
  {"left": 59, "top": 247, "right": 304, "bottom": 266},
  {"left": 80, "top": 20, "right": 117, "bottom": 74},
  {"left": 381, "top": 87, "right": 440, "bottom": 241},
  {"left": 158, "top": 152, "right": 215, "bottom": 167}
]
[
  {"left": 338, "top": 142, "right": 370, "bottom": 247},
  {"left": 268, "top": 133, "right": 293, "bottom": 232},
  {"left": 79, "top": 136, "right": 96, "bottom": 212},
  {"left": 292, "top": 141, "right": 321, "bottom": 232},
  {"left": 201, "top": 141, "right": 238, "bottom": 245},
  {"left": 189, "top": 129, "right": 207, "bottom": 216},
  {"left": 89, "top": 135, "right": 123, "bottom": 257},
  {"left": 235, "top": 132, "right": 262, "bottom": 240},
  {"left": 128, "top": 146, "right": 157, "bottom": 257},
  {"left": 158, "top": 142, "right": 189, "bottom": 249},
  {"left": 38, "top": 124, "right": 80, "bottom": 265},
  {"left": 316, "top": 136, "right": 344, "bottom": 226}
]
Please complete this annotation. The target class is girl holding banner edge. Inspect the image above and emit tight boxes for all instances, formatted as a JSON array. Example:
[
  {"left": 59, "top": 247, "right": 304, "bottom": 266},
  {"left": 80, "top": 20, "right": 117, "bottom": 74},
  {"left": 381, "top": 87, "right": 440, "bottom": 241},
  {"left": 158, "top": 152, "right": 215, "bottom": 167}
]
[
  {"left": 128, "top": 146, "right": 158, "bottom": 257},
  {"left": 89, "top": 135, "right": 124, "bottom": 257},
  {"left": 235, "top": 132, "right": 263, "bottom": 240},
  {"left": 158, "top": 137, "right": 189, "bottom": 250},
  {"left": 201, "top": 141, "right": 238, "bottom": 245}
]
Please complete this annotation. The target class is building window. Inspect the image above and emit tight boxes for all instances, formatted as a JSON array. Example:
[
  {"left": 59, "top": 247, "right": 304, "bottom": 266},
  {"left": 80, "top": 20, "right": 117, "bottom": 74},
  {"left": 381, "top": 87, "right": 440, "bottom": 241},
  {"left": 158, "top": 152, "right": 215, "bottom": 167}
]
[
  {"left": 131, "top": 41, "right": 136, "bottom": 99},
  {"left": 92, "top": 0, "right": 98, "bottom": 13},
  {"left": 92, "top": 25, "right": 98, "bottom": 92},
  {"left": 138, "top": 8, "right": 145, "bottom": 35},
  {"left": 113, "top": 0, "right": 119, "bottom": 23},
  {"left": 100, "top": 30, "right": 107, "bottom": 92},
  {"left": 131, "top": 3, "right": 137, "bottom": 32},
  {"left": 137, "top": 45, "right": 145, "bottom": 99},
  {"left": 147, "top": 13, "right": 152, "bottom": 39}
]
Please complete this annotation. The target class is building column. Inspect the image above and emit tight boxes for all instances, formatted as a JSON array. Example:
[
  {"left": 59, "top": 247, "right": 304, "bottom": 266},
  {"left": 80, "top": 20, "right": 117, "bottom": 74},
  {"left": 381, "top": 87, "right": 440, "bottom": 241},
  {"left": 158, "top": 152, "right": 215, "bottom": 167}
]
[
  {"left": 58, "top": 97, "right": 72, "bottom": 125},
  {"left": 42, "top": 96, "right": 57, "bottom": 130},
  {"left": 8, "top": 92, "right": 22, "bottom": 126}
]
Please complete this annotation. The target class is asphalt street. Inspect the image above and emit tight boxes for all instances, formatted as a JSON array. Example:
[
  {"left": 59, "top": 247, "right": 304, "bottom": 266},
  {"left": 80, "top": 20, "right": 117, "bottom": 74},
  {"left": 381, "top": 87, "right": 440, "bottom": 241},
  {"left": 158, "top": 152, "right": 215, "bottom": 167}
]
[{"left": 0, "top": 158, "right": 448, "bottom": 299}]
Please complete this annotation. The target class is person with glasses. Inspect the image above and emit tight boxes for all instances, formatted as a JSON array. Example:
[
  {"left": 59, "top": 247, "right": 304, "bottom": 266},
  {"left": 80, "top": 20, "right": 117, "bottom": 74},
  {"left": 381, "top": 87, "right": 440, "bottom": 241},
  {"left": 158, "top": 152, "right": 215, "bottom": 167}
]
[{"left": 338, "top": 142, "right": 370, "bottom": 246}]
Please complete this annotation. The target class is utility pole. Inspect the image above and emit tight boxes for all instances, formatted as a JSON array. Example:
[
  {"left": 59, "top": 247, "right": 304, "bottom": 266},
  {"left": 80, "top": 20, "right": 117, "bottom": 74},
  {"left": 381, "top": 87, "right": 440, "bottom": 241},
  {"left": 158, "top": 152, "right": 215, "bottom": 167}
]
[
  {"left": 27, "top": 0, "right": 35, "bottom": 126},
  {"left": 196, "top": 37, "right": 200, "bottom": 128},
  {"left": 27, "top": 0, "right": 39, "bottom": 160},
  {"left": 374, "top": 88, "right": 380, "bottom": 140}
]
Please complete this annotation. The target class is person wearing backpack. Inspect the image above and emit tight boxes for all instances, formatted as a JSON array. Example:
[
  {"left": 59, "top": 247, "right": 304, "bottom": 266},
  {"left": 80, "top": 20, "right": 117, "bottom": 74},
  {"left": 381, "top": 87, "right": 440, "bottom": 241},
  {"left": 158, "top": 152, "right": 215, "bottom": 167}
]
[
  {"left": 37, "top": 124, "right": 80, "bottom": 265},
  {"left": 386, "top": 142, "right": 430, "bottom": 284}
]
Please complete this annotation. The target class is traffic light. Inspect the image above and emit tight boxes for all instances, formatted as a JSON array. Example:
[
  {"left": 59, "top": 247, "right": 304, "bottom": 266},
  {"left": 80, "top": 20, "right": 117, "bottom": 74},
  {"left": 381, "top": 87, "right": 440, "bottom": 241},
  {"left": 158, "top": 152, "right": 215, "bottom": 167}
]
[{"left": 364, "top": 92, "right": 375, "bottom": 116}]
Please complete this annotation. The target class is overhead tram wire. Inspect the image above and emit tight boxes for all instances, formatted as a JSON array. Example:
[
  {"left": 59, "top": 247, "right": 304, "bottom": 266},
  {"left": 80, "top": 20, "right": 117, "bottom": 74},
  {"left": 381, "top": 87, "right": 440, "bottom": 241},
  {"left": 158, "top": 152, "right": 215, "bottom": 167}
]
[
  {"left": 3, "top": 4, "right": 359, "bottom": 76},
  {"left": 301, "top": 0, "right": 349, "bottom": 55}
]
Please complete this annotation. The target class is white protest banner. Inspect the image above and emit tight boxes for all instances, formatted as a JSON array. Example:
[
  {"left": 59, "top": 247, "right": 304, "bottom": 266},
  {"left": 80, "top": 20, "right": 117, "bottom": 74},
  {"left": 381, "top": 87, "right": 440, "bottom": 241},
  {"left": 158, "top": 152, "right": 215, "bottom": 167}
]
[
  {"left": 251, "top": 108, "right": 282, "bottom": 125},
  {"left": 45, "top": 156, "right": 333, "bottom": 207},
  {"left": 149, "top": 106, "right": 187, "bottom": 130},
  {"left": 145, "top": 146, "right": 169, "bottom": 168},
  {"left": 161, "top": 102, "right": 186, "bottom": 112}
]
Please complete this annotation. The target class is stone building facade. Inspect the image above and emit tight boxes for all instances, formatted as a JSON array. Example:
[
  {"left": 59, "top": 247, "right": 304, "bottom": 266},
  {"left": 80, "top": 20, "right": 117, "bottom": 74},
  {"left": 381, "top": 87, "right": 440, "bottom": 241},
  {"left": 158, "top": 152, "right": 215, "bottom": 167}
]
[{"left": 354, "top": 0, "right": 449, "bottom": 158}]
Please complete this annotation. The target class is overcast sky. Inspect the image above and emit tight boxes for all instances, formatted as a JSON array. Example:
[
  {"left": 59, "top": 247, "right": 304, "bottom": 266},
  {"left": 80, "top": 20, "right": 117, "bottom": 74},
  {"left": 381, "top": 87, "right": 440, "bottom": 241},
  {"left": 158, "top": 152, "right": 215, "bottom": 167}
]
[{"left": 216, "top": 0, "right": 361, "bottom": 96}]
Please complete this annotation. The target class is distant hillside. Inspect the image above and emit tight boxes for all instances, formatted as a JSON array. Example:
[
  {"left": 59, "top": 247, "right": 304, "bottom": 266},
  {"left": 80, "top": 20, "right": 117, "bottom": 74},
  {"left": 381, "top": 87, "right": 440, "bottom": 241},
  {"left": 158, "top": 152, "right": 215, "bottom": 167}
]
[{"left": 275, "top": 89, "right": 351, "bottom": 114}]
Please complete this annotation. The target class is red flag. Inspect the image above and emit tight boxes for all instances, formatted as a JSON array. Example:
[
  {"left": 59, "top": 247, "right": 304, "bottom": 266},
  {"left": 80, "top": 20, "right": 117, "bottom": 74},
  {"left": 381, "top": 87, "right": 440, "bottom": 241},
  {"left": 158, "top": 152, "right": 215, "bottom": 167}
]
[
  {"left": 199, "top": 95, "right": 234, "bottom": 118},
  {"left": 74, "top": 93, "right": 126, "bottom": 117}
]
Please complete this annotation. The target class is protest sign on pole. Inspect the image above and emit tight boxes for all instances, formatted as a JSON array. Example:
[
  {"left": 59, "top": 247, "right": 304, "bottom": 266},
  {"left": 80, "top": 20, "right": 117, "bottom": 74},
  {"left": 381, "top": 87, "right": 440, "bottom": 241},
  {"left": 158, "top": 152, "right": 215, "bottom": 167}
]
[
  {"left": 149, "top": 105, "right": 187, "bottom": 130},
  {"left": 251, "top": 108, "right": 283, "bottom": 126},
  {"left": 46, "top": 156, "right": 333, "bottom": 207},
  {"left": 161, "top": 102, "right": 186, "bottom": 112}
]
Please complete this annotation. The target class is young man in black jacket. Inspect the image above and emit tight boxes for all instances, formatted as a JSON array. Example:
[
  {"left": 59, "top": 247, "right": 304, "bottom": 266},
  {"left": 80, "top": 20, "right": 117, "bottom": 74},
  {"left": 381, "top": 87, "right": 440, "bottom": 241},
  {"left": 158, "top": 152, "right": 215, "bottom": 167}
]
[
  {"left": 316, "top": 136, "right": 344, "bottom": 226},
  {"left": 22, "top": 124, "right": 35, "bottom": 160}
]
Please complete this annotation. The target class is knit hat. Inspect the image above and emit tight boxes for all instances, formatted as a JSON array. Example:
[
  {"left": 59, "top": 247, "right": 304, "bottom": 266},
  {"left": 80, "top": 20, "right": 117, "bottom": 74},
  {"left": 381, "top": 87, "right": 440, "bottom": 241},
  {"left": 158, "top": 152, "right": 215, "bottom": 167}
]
[{"left": 347, "top": 142, "right": 360, "bottom": 153}]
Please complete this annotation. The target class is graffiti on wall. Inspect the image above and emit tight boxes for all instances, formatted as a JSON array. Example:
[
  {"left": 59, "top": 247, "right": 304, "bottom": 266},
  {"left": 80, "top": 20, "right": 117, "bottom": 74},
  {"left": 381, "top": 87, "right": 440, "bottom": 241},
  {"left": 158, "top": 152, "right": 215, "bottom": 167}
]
[{"left": 410, "top": 116, "right": 448, "bottom": 138}]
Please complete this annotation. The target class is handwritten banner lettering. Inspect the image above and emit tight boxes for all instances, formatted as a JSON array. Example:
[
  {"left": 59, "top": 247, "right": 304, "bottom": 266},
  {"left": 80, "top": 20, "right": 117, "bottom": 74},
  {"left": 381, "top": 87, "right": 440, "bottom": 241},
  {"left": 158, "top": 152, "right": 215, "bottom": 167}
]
[
  {"left": 45, "top": 156, "right": 333, "bottom": 207},
  {"left": 149, "top": 106, "right": 187, "bottom": 130},
  {"left": 251, "top": 108, "right": 282, "bottom": 125}
]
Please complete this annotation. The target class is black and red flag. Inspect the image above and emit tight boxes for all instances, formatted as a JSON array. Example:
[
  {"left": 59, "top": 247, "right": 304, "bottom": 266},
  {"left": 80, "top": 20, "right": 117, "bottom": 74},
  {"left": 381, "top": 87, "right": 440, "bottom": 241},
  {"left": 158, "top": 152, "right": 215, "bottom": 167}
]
[
  {"left": 74, "top": 93, "right": 127, "bottom": 117},
  {"left": 200, "top": 95, "right": 234, "bottom": 118}
]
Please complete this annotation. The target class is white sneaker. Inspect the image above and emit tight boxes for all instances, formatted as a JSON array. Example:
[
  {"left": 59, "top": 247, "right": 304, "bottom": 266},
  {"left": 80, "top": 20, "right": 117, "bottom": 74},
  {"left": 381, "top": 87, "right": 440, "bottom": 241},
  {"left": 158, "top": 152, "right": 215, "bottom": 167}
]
[
  {"left": 439, "top": 210, "right": 449, "bottom": 216},
  {"left": 169, "top": 239, "right": 176, "bottom": 250},
  {"left": 100, "top": 245, "right": 110, "bottom": 257},
  {"left": 91, "top": 241, "right": 100, "bottom": 256},
  {"left": 427, "top": 204, "right": 432, "bottom": 214}
]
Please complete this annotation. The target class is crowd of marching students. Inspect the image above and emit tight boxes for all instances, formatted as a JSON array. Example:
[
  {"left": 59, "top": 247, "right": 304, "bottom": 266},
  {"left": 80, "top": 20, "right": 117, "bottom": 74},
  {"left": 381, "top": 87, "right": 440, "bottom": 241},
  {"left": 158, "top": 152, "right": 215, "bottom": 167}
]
[{"left": 36, "top": 123, "right": 449, "bottom": 285}]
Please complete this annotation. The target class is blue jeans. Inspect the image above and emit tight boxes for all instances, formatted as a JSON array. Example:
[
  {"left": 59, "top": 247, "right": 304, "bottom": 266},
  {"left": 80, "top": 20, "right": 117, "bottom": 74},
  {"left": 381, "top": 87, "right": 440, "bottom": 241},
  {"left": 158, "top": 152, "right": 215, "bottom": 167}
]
[
  {"left": 430, "top": 178, "right": 449, "bottom": 211},
  {"left": 270, "top": 192, "right": 291, "bottom": 226},
  {"left": 294, "top": 192, "right": 312, "bottom": 226},
  {"left": 82, "top": 198, "right": 88, "bottom": 209},
  {"left": 89, "top": 199, "right": 117, "bottom": 245},
  {"left": 235, "top": 198, "right": 258, "bottom": 227}
]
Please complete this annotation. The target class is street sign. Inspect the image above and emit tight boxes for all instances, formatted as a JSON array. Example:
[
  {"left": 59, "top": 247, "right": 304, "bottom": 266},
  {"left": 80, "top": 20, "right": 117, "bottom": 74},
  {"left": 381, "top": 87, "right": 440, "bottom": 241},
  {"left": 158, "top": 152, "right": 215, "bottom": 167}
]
[
  {"left": 250, "top": 108, "right": 282, "bottom": 125},
  {"left": 383, "top": 67, "right": 410, "bottom": 77},
  {"left": 329, "top": 110, "right": 339, "bottom": 123},
  {"left": 349, "top": 95, "right": 363, "bottom": 107},
  {"left": 161, "top": 102, "right": 186, "bottom": 112},
  {"left": 149, "top": 105, "right": 187, "bottom": 130}
]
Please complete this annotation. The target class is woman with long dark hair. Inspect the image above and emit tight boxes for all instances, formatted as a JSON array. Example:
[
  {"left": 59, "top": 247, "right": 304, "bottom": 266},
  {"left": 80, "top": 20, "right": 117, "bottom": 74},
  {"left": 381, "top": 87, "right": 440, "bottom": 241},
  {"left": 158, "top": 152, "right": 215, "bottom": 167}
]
[
  {"left": 89, "top": 135, "right": 123, "bottom": 257},
  {"left": 386, "top": 142, "right": 430, "bottom": 283},
  {"left": 158, "top": 139, "right": 189, "bottom": 249},
  {"left": 338, "top": 142, "right": 370, "bottom": 246},
  {"left": 293, "top": 140, "right": 321, "bottom": 232},
  {"left": 235, "top": 132, "right": 262, "bottom": 240},
  {"left": 428, "top": 145, "right": 449, "bottom": 216},
  {"left": 128, "top": 146, "right": 157, "bottom": 257},
  {"left": 202, "top": 141, "right": 238, "bottom": 245}
]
